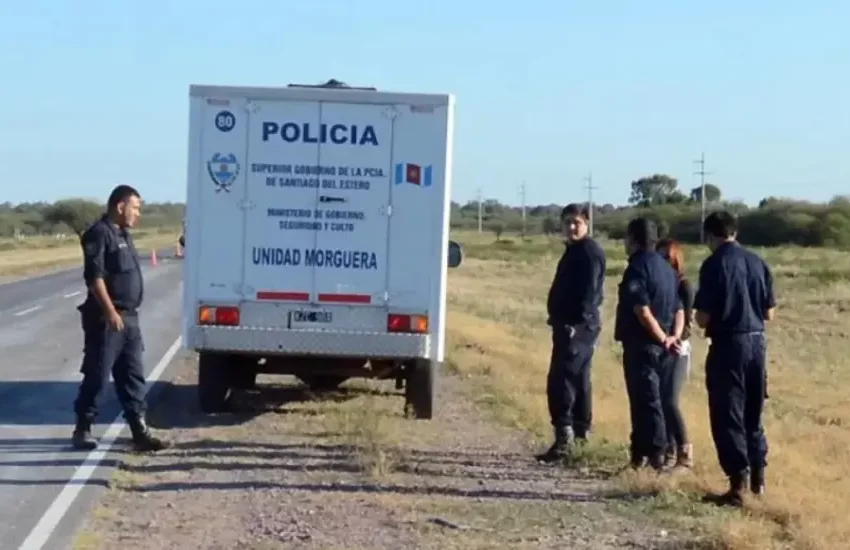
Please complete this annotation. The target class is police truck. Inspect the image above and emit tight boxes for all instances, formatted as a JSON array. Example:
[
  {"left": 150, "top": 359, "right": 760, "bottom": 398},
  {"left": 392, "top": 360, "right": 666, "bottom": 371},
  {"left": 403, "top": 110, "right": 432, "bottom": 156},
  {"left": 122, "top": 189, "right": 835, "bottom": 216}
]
[{"left": 181, "top": 80, "right": 460, "bottom": 419}]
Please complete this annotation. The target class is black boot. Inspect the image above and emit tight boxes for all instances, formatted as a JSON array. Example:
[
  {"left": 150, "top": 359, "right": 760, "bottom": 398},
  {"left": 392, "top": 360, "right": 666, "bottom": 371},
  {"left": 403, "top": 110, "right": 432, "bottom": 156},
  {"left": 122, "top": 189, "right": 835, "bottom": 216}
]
[
  {"left": 535, "top": 426, "right": 574, "bottom": 463},
  {"left": 626, "top": 445, "right": 648, "bottom": 470},
  {"left": 703, "top": 469, "right": 748, "bottom": 507},
  {"left": 126, "top": 415, "right": 170, "bottom": 452},
  {"left": 648, "top": 452, "right": 668, "bottom": 473},
  {"left": 573, "top": 426, "right": 590, "bottom": 445},
  {"left": 71, "top": 415, "right": 98, "bottom": 450},
  {"left": 662, "top": 444, "right": 677, "bottom": 470},
  {"left": 750, "top": 466, "right": 765, "bottom": 496}
]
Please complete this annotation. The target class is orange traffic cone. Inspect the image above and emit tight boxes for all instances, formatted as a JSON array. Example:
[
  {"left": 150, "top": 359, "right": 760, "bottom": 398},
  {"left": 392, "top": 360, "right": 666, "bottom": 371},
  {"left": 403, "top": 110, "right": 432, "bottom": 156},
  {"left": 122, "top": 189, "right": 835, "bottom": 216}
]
[{"left": 150, "top": 249, "right": 158, "bottom": 267}]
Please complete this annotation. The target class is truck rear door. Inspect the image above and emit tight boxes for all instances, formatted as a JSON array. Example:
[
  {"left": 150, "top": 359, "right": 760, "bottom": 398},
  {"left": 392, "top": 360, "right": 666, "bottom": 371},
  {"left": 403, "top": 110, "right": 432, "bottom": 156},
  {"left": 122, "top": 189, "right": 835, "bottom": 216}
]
[
  {"left": 311, "top": 102, "right": 393, "bottom": 308},
  {"left": 242, "top": 99, "right": 393, "bottom": 331},
  {"left": 243, "top": 99, "right": 320, "bottom": 307}
]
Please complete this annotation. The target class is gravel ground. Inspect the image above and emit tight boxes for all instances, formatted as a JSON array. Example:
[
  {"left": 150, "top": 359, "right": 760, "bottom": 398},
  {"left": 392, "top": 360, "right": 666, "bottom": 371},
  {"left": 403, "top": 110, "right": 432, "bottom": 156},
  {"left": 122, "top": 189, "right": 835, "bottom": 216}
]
[{"left": 76, "top": 356, "right": 689, "bottom": 550}]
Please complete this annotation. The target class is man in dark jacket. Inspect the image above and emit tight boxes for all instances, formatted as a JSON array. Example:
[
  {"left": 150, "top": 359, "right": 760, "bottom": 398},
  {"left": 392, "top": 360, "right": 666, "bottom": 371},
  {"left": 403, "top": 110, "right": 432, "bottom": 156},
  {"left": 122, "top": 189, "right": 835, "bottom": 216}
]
[
  {"left": 695, "top": 211, "right": 775, "bottom": 506},
  {"left": 614, "top": 218, "right": 683, "bottom": 471},
  {"left": 536, "top": 204, "right": 606, "bottom": 463},
  {"left": 72, "top": 184, "right": 169, "bottom": 452}
]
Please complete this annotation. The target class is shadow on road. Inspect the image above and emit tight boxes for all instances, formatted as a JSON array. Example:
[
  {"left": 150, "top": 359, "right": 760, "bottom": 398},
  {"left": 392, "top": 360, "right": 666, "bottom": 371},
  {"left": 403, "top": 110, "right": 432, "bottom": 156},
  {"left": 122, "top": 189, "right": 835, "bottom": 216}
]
[
  {"left": 124, "top": 478, "right": 618, "bottom": 503},
  {"left": 0, "top": 380, "right": 166, "bottom": 427},
  {"left": 0, "top": 382, "right": 390, "bottom": 487},
  {"left": 0, "top": 373, "right": 391, "bottom": 427},
  {"left": 95, "top": 437, "right": 648, "bottom": 505},
  {"left": 146, "top": 381, "right": 399, "bottom": 431}
]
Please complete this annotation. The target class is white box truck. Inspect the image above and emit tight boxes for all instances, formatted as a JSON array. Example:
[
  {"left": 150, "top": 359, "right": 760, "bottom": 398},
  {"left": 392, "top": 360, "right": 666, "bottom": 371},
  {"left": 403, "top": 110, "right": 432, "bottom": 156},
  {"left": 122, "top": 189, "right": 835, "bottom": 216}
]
[{"left": 182, "top": 80, "right": 462, "bottom": 419}]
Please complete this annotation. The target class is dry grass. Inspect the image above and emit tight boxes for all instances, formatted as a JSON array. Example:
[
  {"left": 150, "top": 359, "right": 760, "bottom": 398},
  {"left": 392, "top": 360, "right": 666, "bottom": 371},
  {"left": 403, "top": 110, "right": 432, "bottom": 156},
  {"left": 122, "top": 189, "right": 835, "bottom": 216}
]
[
  {"left": 0, "top": 228, "right": 181, "bottom": 278},
  {"left": 446, "top": 230, "right": 850, "bottom": 550},
  {"left": 77, "top": 362, "right": 681, "bottom": 549}
]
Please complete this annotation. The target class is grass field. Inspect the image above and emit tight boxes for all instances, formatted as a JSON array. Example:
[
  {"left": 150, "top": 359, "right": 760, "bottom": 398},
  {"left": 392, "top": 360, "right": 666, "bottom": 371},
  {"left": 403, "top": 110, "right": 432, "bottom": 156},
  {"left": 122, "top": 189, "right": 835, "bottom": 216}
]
[
  {"left": 446, "top": 230, "right": 850, "bottom": 550},
  {"left": 0, "top": 227, "right": 182, "bottom": 279}
]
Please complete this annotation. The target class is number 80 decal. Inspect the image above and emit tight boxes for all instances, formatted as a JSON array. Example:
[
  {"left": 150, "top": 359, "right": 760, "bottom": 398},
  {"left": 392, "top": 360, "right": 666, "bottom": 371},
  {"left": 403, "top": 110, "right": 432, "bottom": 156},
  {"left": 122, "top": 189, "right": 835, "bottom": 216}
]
[{"left": 215, "top": 110, "right": 236, "bottom": 132}]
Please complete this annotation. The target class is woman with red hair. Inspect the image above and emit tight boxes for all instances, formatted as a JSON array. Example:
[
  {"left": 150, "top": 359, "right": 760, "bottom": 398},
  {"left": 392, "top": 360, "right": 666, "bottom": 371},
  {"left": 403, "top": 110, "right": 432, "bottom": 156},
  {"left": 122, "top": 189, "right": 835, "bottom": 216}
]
[{"left": 656, "top": 238, "right": 694, "bottom": 470}]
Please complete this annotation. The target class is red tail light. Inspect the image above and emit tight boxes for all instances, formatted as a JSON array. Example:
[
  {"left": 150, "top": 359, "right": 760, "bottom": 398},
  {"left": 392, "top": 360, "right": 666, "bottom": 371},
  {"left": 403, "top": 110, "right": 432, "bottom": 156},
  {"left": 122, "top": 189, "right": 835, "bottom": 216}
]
[
  {"left": 198, "top": 305, "right": 240, "bottom": 326},
  {"left": 387, "top": 314, "right": 428, "bottom": 333}
]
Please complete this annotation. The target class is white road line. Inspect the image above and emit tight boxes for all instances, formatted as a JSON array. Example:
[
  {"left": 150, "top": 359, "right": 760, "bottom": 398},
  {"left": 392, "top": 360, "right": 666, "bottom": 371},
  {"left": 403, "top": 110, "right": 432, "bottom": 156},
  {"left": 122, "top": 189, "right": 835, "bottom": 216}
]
[
  {"left": 17, "top": 336, "right": 184, "bottom": 550},
  {"left": 63, "top": 291, "right": 82, "bottom": 299},
  {"left": 13, "top": 306, "right": 42, "bottom": 317}
]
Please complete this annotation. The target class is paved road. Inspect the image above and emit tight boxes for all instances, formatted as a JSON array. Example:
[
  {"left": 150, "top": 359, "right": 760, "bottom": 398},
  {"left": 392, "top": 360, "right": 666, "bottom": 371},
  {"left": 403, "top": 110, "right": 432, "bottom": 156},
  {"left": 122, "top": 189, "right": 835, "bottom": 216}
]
[{"left": 0, "top": 254, "right": 186, "bottom": 550}]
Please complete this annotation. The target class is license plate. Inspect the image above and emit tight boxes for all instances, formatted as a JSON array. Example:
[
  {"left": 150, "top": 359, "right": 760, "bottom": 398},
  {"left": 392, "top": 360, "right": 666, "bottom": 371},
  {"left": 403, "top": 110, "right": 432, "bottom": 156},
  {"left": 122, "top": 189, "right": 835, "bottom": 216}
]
[{"left": 291, "top": 309, "right": 332, "bottom": 324}]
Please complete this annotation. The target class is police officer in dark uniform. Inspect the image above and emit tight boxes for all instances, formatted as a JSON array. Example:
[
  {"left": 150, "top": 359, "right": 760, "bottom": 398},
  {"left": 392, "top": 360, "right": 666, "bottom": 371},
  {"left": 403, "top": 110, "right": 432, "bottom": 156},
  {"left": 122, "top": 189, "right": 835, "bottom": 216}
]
[
  {"left": 71, "top": 185, "right": 169, "bottom": 452},
  {"left": 694, "top": 211, "right": 775, "bottom": 506},
  {"left": 614, "top": 218, "right": 683, "bottom": 471},
  {"left": 536, "top": 203, "right": 606, "bottom": 463}
]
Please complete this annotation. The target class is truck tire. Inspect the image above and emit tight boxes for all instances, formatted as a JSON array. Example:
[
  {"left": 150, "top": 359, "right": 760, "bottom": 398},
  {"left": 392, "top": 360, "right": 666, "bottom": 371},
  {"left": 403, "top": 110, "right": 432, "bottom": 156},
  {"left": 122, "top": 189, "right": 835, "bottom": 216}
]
[
  {"left": 198, "top": 352, "right": 233, "bottom": 413},
  {"left": 298, "top": 374, "right": 348, "bottom": 392},
  {"left": 231, "top": 357, "right": 259, "bottom": 390},
  {"left": 231, "top": 369, "right": 257, "bottom": 390},
  {"left": 405, "top": 359, "right": 438, "bottom": 419}
]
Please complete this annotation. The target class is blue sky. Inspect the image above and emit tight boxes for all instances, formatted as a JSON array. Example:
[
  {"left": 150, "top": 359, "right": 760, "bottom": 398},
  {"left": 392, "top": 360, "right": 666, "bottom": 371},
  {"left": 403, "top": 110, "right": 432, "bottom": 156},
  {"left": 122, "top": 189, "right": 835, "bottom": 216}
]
[{"left": 2, "top": 1, "right": 847, "bottom": 207}]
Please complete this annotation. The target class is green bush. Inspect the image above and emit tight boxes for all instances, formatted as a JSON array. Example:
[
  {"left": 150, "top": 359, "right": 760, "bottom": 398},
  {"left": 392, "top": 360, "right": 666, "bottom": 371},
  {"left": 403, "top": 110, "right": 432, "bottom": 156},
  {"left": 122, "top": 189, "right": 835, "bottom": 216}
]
[{"left": 452, "top": 199, "right": 850, "bottom": 250}]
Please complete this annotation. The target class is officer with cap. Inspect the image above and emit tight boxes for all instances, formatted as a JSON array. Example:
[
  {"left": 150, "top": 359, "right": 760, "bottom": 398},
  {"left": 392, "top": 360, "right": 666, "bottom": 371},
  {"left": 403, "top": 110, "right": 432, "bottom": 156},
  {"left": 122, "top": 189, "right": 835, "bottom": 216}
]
[
  {"left": 614, "top": 217, "right": 683, "bottom": 471},
  {"left": 695, "top": 211, "right": 775, "bottom": 506},
  {"left": 536, "top": 203, "right": 606, "bottom": 462},
  {"left": 71, "top": 184, "right": 169, "bottom": 452}
]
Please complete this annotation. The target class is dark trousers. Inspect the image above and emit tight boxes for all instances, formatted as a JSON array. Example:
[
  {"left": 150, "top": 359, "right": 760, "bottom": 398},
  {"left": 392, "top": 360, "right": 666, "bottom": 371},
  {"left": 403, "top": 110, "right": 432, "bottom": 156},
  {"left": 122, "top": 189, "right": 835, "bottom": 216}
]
[
  {"left": 73, "top": 310, "right": 147, "bottom": 422},
  {"left": 546, "top": 328, "right": 595, "bottom": 438},
  {"left": 622, "top": 344, "right": 671, "bottom": 459},
  {"left": 706, "top": 333, "right": 769, "bottom": 477},
  {"left": 660, "top": 352, "right": 690, "bottom": 448}
]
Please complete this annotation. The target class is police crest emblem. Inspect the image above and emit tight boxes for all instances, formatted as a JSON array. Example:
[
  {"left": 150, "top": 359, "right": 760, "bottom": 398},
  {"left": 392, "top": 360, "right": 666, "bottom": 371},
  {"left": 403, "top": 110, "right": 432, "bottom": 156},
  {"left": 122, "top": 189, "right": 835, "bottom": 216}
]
[{"left": 207, "top": 153, "right": 240, "bottom": 193}]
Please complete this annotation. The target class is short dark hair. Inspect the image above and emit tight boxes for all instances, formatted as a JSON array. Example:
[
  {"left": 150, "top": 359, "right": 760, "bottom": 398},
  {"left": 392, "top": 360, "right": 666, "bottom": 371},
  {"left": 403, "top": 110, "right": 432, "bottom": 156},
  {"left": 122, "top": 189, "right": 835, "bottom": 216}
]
[
  {"left": 703, "top": 211, "right": 737, "bottom": 239},
  {"left": 626, "top": 217, "right": 658, "bottom": 249},
  {"left": 107, "top": 185, "right": 141, "bottom": 211},
  {"left": 560, "top": 203, "right": 589, "bottom": 221}
]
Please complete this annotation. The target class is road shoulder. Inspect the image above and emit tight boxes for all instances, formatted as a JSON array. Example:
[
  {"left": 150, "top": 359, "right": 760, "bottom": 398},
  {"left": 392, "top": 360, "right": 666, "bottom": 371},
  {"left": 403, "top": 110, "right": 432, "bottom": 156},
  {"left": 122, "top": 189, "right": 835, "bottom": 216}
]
[{"left": 73, "top": 355, "right": 688, "bottom": 550}]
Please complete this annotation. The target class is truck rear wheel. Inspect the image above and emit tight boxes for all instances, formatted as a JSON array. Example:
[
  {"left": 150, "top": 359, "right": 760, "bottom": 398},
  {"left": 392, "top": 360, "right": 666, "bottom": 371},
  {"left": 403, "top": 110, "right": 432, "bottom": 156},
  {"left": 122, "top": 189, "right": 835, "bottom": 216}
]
[
  {"left": 405, "top": 359, "right": 438, "bottom": 419},
  {"left": 231, "top": 369, "right": 257, "bottom": 390},
  {"left": 231, "top": 358, "right": 259, "bottom": 390},
  {"left": 298, "top": 374, "right": 348, "bottom": 392},
  {"left": 198, "top": 352, "right": 233, "bottom": 413}
]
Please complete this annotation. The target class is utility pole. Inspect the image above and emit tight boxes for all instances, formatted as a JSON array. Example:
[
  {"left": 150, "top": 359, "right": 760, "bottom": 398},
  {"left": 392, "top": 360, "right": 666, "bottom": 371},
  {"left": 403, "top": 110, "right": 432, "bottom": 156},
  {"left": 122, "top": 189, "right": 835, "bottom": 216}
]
[
  {"left": 519, "top": 181, "right": 527, "bottom": 237},
  {"left": 693, "top": 153, "right": 712, "bottom": 242},
  {"left": 583, "top": 173, "right": 598, "bottom": 237},
  {"left": 476, "top": 187, "right": 483, "bottom": 234}
]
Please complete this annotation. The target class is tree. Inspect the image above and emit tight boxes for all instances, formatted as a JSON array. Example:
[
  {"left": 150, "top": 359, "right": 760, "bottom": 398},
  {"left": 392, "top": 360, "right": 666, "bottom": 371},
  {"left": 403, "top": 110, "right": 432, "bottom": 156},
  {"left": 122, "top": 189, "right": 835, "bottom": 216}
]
[
  {"left": 541, "top": 217, "right": 559, "bottom": 235},
  {"left": 689, "top": 183, "right": 722, "bottom": 203},
  {"left": 491, "top": 223, "right": 505, "bottom": 240},
  {"left": 42, "top": 199, "right": 103, "bottom": 237},
  {"left": 664, "top": 191, "right": 689, "bottom": 204},
  {"left": 628, "top": 174, "right": 680, "bottom": 207}
]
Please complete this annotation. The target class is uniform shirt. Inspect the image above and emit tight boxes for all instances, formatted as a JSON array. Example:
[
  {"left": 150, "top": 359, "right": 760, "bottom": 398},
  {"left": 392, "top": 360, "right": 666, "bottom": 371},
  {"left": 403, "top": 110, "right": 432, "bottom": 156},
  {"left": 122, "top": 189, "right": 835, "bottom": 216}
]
[
  {"left": 546, "top": 237, "right": 606, "bottom": 338},
  {"left": 614, "top": 249, "right": 682, "bottom": 348},
  {"left": 678, "top": 278, "right": 696, "bottom": 341},
  {"left": 80, "top": 214, "right": 144, "bottom": 312},
  {"left": 693, "top": 241, "right": 775, "bottom": 338}
]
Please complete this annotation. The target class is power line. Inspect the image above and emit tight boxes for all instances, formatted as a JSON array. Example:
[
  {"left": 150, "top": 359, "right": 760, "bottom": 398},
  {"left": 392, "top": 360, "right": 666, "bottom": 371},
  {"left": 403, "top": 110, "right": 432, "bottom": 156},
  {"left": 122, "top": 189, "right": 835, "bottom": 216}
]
[
  {"left": 476, "top": 187, "right": 483, "bottom": 234},
  {"left": 583, "top": 173, "right": 598, "bottom": 237},
  {"left": 693, "top": 153, "right": 713, "bottom": 242},
  {"left": 519, "top": 181, "right": 527, "bottom": 237}
]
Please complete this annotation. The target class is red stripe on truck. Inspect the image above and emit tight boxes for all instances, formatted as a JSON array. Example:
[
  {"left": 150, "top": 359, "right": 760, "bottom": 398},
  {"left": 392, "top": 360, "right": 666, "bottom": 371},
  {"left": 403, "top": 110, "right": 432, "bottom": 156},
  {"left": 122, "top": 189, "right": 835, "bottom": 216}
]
[
  {"left": 256, "top": 291, "right": 310, "bottom": 301},
  {"left": 318, "top": 293, "right": 372, "bottom": 304}
]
